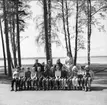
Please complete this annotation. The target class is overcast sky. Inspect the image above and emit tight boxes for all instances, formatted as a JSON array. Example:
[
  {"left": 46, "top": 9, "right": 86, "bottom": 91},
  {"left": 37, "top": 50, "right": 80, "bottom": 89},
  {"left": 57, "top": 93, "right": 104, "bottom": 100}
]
[{"left": 0, "top": 1, "right": 107, "bottom": 58}]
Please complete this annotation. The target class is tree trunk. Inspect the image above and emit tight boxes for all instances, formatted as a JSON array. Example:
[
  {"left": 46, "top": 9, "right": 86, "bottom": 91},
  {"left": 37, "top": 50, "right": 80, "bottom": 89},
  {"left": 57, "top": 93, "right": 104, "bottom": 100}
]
[
  {"left": 74, "top": 0, "right": 79, "bottom": 66},
  {"left": 43, "top": 0, "right": 50, "bottom": 63},
  {"left": 9, "top": 11, "right": 14, "bottom": 68},
  {"left": 16, "top": 0, "right": 21, "bottom": 67},
  {"left": 61, "top": 0, "right": 69, "bottom": 55},
  {"left": 12, "top": 3, "right": 17, "bottom": 68},
  {"left": 0, "top": 18, "right": 7, "bottom": 75},
  {"left": 13, "top": 17, "right": 17, "bottom": 68},
  {"left": 48, "top": 0, "right": 52, "bottom": 65},
  {"left": 9, "top": 50, "right": 14, "bottom": 69},
  {"left": 65, "top": 0, "right": 73, "bottom": 58},
  {"left": 3, "top": 0, "right": 12, "bottom": 77},
  {"left": 87, "top": 0, "right": 91, "bottom": 66}
]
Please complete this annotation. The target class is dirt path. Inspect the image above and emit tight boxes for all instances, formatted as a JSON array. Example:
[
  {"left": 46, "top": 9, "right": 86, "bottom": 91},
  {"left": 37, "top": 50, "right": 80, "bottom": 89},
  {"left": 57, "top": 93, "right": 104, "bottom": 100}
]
[
  {"left": 0, "top": 83, "right": 107, "bottom": 105},
  {"left": 0, "top": 68, "right": 107, "bottom": 105}
]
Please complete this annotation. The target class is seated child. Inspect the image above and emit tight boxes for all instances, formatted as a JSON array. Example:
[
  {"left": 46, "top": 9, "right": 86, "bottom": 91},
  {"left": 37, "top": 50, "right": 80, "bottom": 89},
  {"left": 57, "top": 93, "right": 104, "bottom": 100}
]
[
  {"left": 83, "top": 65, "right": 94, "bottom": 91},
  {"left": 25, "top": 67, "right": 31, "bottom": 90},
  {"left": 42, "top": 65, "right": 51, "bottom": 90},
  {"left": 11, "top": 66, "right": 20, "bottom": 91},
  {"left": 19, "top": 67, "right": 25, "bottom": 90},
  {"left": 61, "top": 65, "right": 68, "bottom": 90},
  {"left": 49, "top": 66, "right": 55, "bottom": 90},
  {"left": 77, "top": 65, "right": 84, "bottom": 90},
  {"left": 72, "top": 66, "right": 79, "bottom": 90},
  {"left": 31, "top": 67, "right": 37, "bottom": 90},
  {"left": 55, "top": 65, "right": 61, "bottom": 89},
  {"left": 37, "top": 66, "right": 43, "bottom": 90}
]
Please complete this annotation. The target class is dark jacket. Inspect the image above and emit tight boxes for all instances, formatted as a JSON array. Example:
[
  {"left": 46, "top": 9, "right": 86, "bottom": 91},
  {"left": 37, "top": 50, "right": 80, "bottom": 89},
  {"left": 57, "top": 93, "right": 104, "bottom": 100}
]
[
  {"left": 33, "top": 63, "right": 42, "bottom": 72},
  {"left": 25, "top": 71, "right": 31, "bottom": 79},
  {"left": 61, "top": 70, "right": 67, "bottom": 78},
  {"left": 54, "top": 63, "right": 63, "bottom": 71}
]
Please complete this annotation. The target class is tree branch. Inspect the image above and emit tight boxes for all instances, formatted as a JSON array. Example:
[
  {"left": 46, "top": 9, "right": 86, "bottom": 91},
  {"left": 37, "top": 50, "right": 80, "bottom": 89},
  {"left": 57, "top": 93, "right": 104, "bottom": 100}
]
[{"left": 91, "top": 5, "right": 107, "bottom": 17}]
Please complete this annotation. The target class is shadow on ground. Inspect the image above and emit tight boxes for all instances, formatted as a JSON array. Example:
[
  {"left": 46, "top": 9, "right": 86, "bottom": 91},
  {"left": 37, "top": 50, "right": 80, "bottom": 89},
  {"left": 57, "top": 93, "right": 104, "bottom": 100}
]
[
  {"left": 0, "top": 73, "right": 11, "bottom": 84},
  {"left": 91, "top": 86, "right": 107, "bottom": 91}
]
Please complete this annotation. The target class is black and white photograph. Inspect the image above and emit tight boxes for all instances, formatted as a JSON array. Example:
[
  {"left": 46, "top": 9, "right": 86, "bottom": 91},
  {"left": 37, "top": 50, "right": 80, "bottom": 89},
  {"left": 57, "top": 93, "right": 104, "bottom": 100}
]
[{"left": 0, "top": 0, "right": 107, "bottom": 105}]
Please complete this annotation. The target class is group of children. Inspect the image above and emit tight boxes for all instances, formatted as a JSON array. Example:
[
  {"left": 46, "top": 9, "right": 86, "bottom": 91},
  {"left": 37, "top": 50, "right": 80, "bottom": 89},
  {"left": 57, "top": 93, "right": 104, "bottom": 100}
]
[{"left": 11, "top": 59, "right": 94, "bottom": 92}]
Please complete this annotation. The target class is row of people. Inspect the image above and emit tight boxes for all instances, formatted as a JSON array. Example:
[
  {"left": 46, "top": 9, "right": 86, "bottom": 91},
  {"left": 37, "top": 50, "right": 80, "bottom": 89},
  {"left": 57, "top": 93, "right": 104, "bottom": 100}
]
[{"left": 11, "top": 59, "right": 94, "bottom": 92}]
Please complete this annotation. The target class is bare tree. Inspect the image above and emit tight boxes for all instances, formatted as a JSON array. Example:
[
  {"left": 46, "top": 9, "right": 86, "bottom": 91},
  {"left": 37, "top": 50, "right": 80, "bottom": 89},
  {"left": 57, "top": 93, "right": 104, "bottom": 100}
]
[
  {"left": 16, "top": 0, "right": 21, "bottom": 67},
  {"left": 61, "top": 0, "right": 69, "bottom": 54},
  {"left": 48, "top": 0, "right": 52, "bottom": 64},
  {"left": 74, "top": 0, "right": 79, "bottom": 66},
  {"left": 3, "top": 0, "right": 12, "bottom": 76},
  {"left": 87, "top": 0, "right": 91, "bottom": 66},
  {"left": 43, "top": 0, "right": 50, "bottom": 63},
  {"left": 65, "top": 0, "right": 73, "bottom": 57},
  {"left": 0, "top": 18, "right": 7, "bottom": 75}
]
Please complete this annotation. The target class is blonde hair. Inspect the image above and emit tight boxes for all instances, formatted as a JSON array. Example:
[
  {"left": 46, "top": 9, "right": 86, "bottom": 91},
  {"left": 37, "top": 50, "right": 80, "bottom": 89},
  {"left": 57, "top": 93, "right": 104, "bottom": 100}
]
[{"left": 72, "top": 66, "right": 78, "bottom": 72}]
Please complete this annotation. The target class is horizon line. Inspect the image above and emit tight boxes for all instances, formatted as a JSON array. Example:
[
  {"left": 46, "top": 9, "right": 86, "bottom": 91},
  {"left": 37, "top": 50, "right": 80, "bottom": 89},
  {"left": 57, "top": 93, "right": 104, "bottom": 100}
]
[{"left": 0, "top": 55, "right": 107, "bottom": 60}]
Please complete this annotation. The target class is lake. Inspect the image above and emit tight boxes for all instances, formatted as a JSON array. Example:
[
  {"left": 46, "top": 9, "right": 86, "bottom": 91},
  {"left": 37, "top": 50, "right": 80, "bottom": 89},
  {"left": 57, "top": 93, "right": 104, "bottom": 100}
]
[{"left": 0, "top": 56, "right": 107, "bottom": 67}]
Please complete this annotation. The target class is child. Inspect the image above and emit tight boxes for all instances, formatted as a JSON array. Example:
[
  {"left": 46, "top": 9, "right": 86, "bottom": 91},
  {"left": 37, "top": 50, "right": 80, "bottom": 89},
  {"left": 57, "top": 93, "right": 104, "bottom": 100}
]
[
  {"left": 19, "top": 67, "right": 25, "bottom": 90},
  {"left": 37, "top": 66, "right": 43, "bottom": 90},
  {"left": 25, "top": 67, "right": 31, "bottom": 90},
  {"left": 31, "top": 67, "right": 37, "bottom": 90},
  {"left": 55, "top": 65, "right": 61, "bottom": 90},
  {"left": 83, "top": 65, "right": 94, "bottom": 91},
  {"left": 77, "top": 65, "right": 84, "bottom": 90},
  {"left": 42, "top": 65, "right": 47, "bottom": 90},
  {"left": 49, "top": 66, "right": 55, "bottom": 90},
  {"left": 72, "top": 66, "right": 79, "bottom": 90},
  {"left": 61, "top": 65, "right": 68, "bottom": 90},
  {"left": 11, "top": 66, "right": 20, "bottom": 91}
]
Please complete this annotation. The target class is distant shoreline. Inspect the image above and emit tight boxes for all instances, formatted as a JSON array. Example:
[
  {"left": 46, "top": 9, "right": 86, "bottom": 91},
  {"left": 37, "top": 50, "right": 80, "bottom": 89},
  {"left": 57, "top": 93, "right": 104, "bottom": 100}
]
[
  {"left": 0, "top": 63, "right": 107, "bottom": 67},
  {"left": 0, "top": 56, "right": 107, "bottom": 60}
]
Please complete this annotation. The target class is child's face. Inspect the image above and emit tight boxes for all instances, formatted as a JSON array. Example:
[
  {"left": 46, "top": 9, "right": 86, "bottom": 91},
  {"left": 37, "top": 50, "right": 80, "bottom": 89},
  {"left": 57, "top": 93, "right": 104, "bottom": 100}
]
[
  {"left": 85, "top": 67, "right": 89, "bottom": 72},
  {"left": 32, "top": 67, "right": 35, "bottom": 70},
  {"left": 21, "top": 68, "right": 24, "bottom": 72},
  {"left": 57, "top": 59, "right": 60, "bottom": 64},
  {"left": 35, "top": 59, "right": 38, "bottom": 64},
  {"left": 44, "top": 66, "right": 47, "bottom": 71},
  {"left": 48, "top": 60, "right": 51, "bottom": 65},
  {"left": 37, "top": 67, "right": 41, "bottom": 72},
  {"left": 28, "top": 68, "right": 30, "bottom": 71}
]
